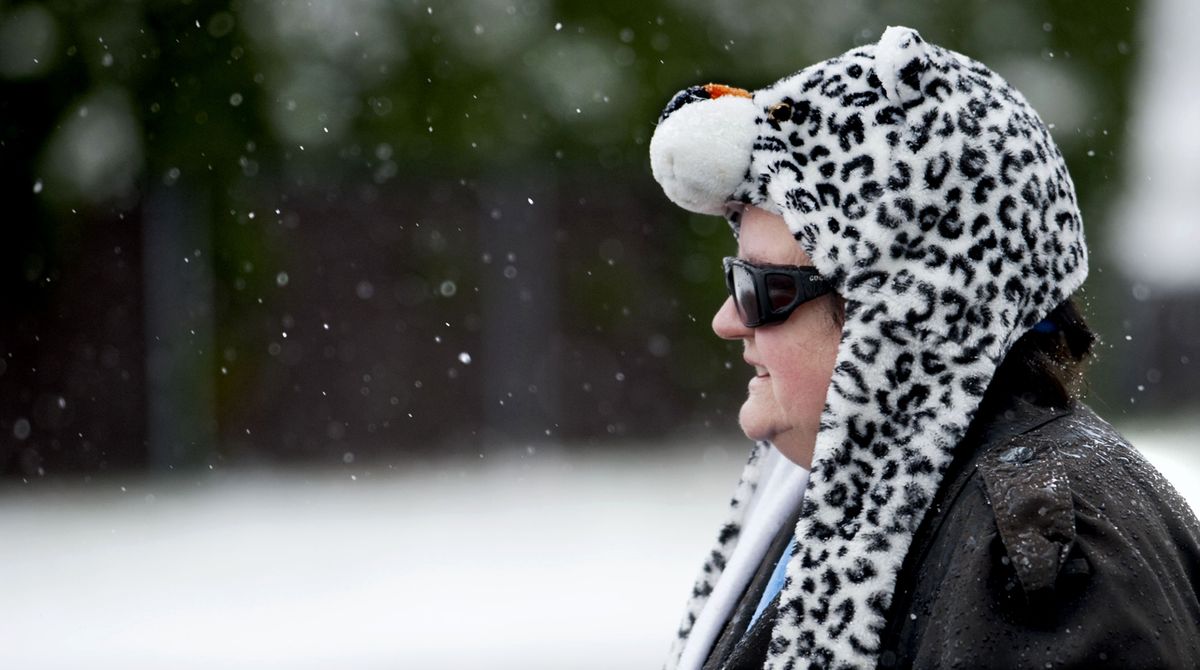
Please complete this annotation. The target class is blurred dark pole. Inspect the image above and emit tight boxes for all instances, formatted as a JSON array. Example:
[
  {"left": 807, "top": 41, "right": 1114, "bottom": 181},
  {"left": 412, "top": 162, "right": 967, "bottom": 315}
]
[
  {"left": 142, "top": 183, "right": 216, "bottom": 468},
  {"left": 478, "top": 169, "right": 561, "bottom": 444},
  {"left": 1119, "top": 292, "right": 1200, "bottom": 410}
]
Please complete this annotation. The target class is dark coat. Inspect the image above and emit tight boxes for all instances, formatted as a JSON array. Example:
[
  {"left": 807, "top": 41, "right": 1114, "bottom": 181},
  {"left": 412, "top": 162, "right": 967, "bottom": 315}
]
[{"left": 707, "top": 398, "right": 1200, "bottom": 669}]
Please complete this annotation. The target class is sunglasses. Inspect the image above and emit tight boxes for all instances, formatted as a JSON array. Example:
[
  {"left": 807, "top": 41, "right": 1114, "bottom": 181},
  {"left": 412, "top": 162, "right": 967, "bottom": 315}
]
[{"left": 723, "top": 257, "right": 834, "bottom": 327}]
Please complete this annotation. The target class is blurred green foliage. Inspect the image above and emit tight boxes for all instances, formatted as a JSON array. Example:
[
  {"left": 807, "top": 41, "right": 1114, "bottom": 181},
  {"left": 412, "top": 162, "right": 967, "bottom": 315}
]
[{"left": 0, "top": 0, "right": 1143, "bottom": 472}]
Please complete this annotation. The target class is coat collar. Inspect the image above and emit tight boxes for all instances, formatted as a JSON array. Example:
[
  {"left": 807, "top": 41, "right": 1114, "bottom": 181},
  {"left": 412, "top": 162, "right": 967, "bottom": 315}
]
[{"left": 969, "top": 394, "right": 1072, "bottom": 454}]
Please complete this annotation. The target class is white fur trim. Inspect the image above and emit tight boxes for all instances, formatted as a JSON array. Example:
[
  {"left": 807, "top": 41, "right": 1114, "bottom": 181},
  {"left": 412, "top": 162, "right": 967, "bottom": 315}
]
[{"left": 677, "top": 447, "right": 809, "bottom": 669}]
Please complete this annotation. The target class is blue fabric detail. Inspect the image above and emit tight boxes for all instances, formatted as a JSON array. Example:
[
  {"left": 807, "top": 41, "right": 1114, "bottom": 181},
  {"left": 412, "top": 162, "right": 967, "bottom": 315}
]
[
  {"left": 749, "top": 537, "right": 797, "bottom": 628},
  {"left": 1032, "top": 318, "right": 1057, "bottom": 334}
]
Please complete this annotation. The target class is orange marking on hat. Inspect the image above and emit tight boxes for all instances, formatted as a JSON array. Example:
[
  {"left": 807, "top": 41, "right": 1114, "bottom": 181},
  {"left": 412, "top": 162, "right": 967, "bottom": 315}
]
[{"left": 703, "top": 84, "right": 752, "bottom": 100}]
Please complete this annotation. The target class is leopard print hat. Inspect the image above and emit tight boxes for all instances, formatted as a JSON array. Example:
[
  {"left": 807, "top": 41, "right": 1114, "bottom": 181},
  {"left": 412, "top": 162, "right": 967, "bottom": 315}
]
[{"left": 650, "top": 26, "right": 1088, "bottom": 669}]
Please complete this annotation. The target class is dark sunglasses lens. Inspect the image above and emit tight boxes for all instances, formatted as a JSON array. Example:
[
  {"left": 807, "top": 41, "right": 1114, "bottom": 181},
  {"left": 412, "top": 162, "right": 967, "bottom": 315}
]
[
  {"left": 731, "top": 264, "right": 760, "bottom": 325},
  {"left": 765, "top": 273, "right": 799, "bottom": 311}
]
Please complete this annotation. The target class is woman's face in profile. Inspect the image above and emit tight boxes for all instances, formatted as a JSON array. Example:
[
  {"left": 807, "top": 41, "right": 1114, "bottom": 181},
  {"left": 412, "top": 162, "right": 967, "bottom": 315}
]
[{"left": 712, "top": 206, "right": 842, "bottom": 468}]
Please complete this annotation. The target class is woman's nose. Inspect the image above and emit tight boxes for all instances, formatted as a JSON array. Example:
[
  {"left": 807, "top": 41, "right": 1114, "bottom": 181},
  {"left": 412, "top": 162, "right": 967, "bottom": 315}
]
[{"left": 712, "top": 296, "right": 751, "bottom": 340}]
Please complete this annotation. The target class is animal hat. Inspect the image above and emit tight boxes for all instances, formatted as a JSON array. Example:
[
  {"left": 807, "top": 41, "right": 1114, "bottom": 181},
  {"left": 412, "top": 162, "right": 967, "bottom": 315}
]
[{"left": 651, "top": 26, "right": 1088, "bottom": 668}]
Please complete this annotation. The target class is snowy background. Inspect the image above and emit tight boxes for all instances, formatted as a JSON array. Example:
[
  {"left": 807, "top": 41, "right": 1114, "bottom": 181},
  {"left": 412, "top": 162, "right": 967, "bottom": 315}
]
[
  {"left": 2, "top": 1, "right": 1198, "bottom": 668},
  {"left": 1, "top": 426, "right": 1197, "bottom": 670}
]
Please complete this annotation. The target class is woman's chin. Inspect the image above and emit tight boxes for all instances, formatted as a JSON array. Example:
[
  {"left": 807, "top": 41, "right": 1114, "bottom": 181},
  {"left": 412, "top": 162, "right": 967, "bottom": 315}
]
[{"left": 737, "top": 400, "right": 779, "bottom": 443}]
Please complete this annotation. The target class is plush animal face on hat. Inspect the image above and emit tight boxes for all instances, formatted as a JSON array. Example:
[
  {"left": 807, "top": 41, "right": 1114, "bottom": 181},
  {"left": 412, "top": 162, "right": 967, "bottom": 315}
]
[{"left": 653, "top": 26, "right": 1088, "bottom": 668}]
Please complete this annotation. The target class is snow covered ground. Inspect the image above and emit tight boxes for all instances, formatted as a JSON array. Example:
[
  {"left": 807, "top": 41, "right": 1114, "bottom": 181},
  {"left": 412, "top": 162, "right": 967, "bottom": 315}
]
[{"left": 0, "top": 428, "right": 1196, "bottom": 670}]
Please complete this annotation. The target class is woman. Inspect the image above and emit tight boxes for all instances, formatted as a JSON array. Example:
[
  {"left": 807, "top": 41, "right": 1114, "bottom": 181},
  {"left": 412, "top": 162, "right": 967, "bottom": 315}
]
[{"left": 650, "top": 26, "right": 1200, "bottom": 669}]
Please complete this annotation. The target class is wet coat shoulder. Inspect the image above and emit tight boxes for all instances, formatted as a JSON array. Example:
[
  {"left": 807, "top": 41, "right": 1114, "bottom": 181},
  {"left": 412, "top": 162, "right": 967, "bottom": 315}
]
[{"left": 877, "top": 400, "right": 1200, "bottom": 669}]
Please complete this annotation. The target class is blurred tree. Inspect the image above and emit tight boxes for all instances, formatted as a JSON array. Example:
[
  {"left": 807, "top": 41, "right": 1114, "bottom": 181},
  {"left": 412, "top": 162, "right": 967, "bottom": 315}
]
[{"left": 0, "top": 0, "right": 1146, "bottom": 476}]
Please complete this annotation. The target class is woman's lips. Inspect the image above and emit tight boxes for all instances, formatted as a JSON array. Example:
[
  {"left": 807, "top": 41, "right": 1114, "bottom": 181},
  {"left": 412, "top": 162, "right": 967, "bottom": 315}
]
[
  {"left": 746, "top": 359, "right": 769, "bottom": 383},
  {"left": 749, "top": 367, "right": 770, "bottom": 387}
]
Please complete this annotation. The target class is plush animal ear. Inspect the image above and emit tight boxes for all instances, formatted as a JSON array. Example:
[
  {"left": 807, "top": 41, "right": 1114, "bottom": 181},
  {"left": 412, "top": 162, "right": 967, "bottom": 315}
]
[{"left": 875, "top": 25, "right": 932, "bottom": 106}]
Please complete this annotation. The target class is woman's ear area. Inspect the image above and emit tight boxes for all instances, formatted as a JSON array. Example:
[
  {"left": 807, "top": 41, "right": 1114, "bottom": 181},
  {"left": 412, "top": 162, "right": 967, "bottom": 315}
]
[
  {"left": 875, "top": 25, "right": 933, "bottom": 106},
  {"left": 649, "top": 85, "right": 759, "bottom": 216}
]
